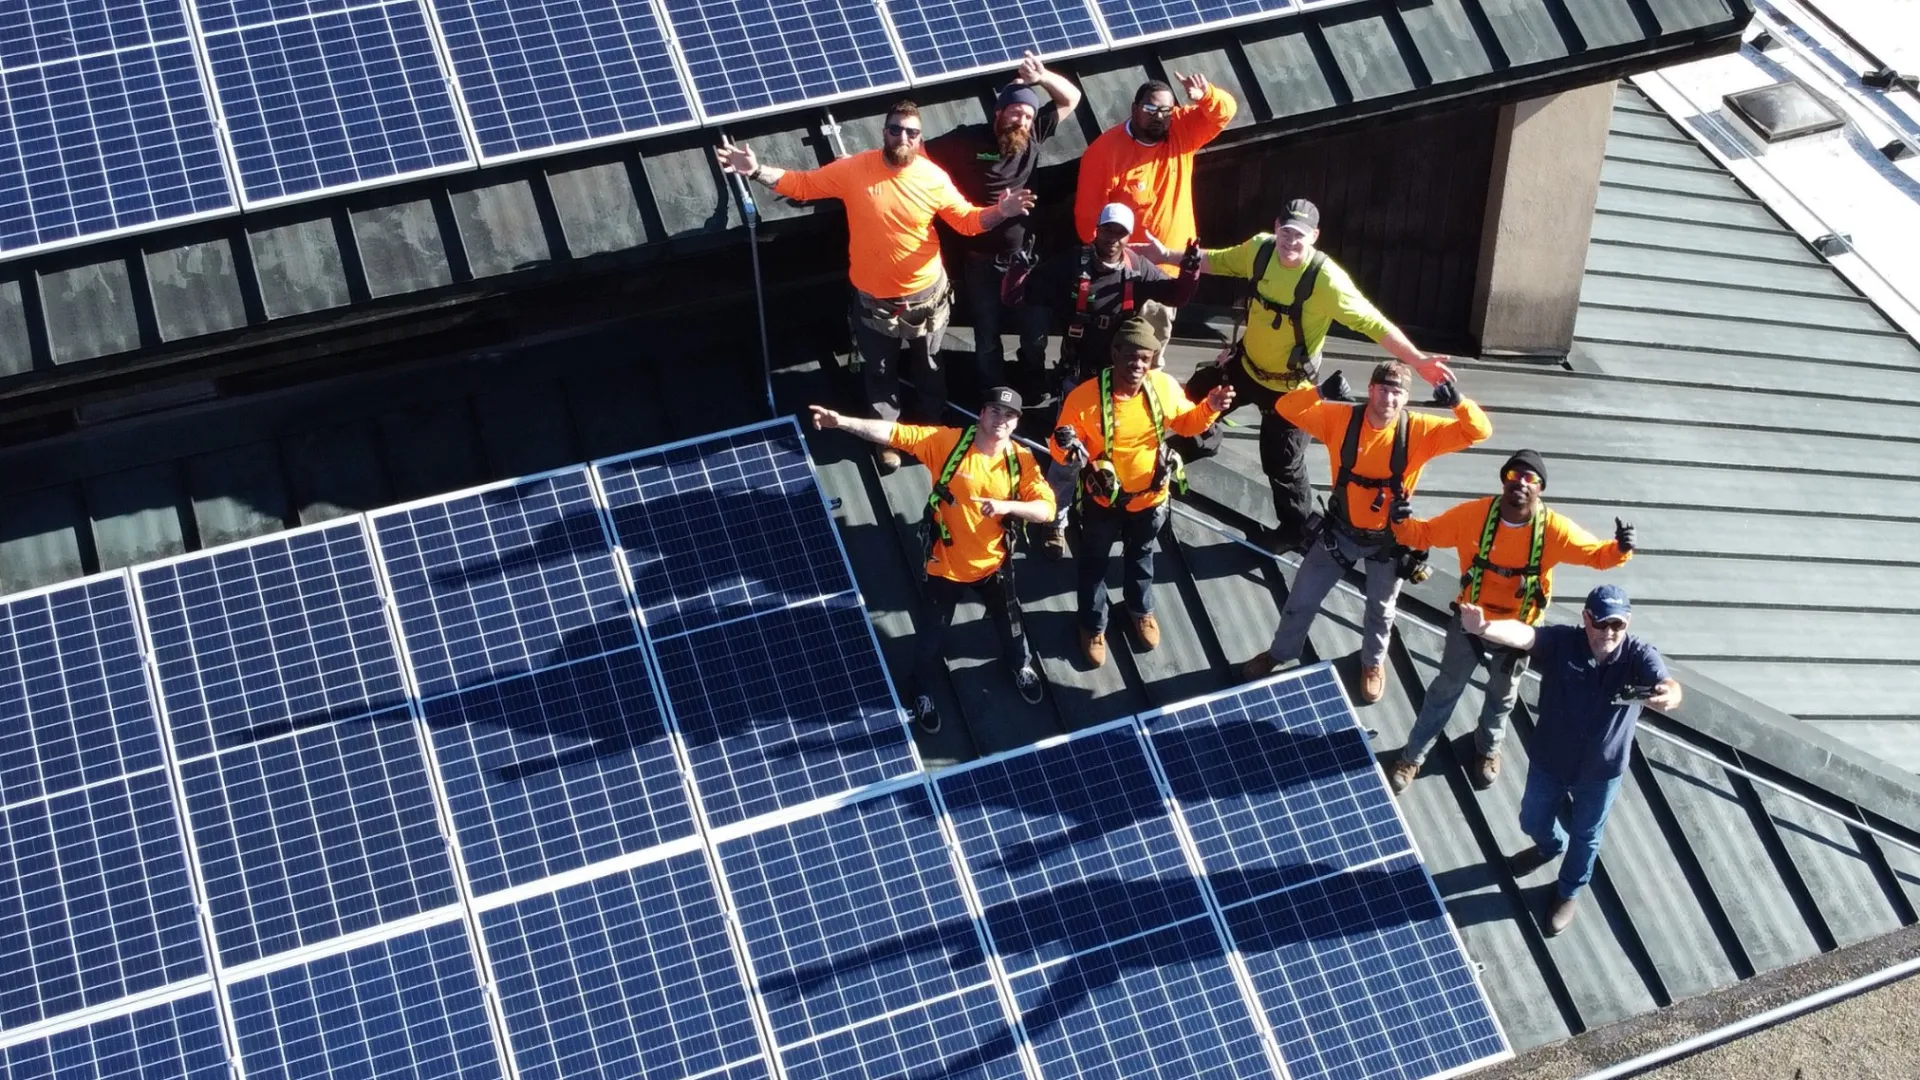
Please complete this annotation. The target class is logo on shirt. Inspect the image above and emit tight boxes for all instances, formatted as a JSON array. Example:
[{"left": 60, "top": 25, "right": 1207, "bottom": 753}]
[{"left": 975, "top": 152, "right": 1003, "bottom": 162}]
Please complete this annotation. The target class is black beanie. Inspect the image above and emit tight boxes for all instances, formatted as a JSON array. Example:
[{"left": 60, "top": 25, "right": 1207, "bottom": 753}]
[{"left": 1502, "top": 449, "right": 1547, "bottom": 489}]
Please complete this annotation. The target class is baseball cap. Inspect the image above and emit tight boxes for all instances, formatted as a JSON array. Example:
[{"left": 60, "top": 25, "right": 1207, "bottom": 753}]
[
  {"left": 1278, "top": 198, "right": 1320, "bottom": 235},
  {"left": 983, "top": 386, "right": 1024, "bottom": 414},
  {"left": 1369, "top": 361, "right": 1412, "bottom": 389},
  {"left": 1096, "top": 203, "right": 1135, "bottom": 234},
  {"left": 1585, "top": 584, "right": 1632, "bottom": 623}
]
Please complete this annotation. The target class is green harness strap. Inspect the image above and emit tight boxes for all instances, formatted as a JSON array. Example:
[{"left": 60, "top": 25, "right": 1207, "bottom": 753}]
[
  {"left": 1463, "top": 498, "right": 1549, "bottom": 624},
  {"left": 926, "top": 426, "right": 1021, "bottom": 551},
  {"left": 1083, "top": 369, "right": 1185, "bottom": 510}
]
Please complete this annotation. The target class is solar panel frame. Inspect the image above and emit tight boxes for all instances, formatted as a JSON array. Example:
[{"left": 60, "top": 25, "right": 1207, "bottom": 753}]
[
  {"left": 1089, "top": 0, "right": 1298, "bottom": 47},
  {"left": 776, "top": 981, "right": 1029, "bottom": 1080},
  {"left": 877, "top": 0, "right": 1107, "bottom": 82},
  {"left": 0, "top": 986, "right": 230, "bottom": 1080}
]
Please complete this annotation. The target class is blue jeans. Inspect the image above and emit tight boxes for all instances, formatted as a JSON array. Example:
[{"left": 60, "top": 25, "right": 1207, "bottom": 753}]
[
  {"left": 1519, "top": 768, "right": 1624, "bottom": 900},
  {"left": 1076, "top": 499, "right": 1170, "bottom": 633}
]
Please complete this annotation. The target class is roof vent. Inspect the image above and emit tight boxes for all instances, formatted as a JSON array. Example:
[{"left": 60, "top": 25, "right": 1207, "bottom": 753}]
[{"left": 1720, "top": 82, "right": 1846, "bottom": 154}]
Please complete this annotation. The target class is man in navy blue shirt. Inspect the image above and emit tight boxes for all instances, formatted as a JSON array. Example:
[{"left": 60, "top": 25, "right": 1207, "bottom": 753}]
[{"left": 1459, "top": 584, "right": 1682, "bottom": 936}]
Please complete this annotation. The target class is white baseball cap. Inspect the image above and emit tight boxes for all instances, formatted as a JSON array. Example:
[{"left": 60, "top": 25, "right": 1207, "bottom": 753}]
[{"left": 1096, "top": 203, "right": 1135, "bottom": 233}]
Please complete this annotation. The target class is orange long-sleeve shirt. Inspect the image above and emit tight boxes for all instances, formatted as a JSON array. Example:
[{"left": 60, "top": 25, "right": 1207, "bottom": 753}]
[
  {"left": 1275, "top": 387, "right": 1492, "bottom": 532},
  {"left": 891, "top": 424, "right": 1054, "bottom": 583},
  {"left": 775, "top": 150, "right": 988, "bottom": 298},
  {"left": 1074, "top": 86, "right": 1236, "bottom": 254},
  {"left": 1052, "top": 370, "right": 1219, "bottom": 511},
  {"left": 1394, "top": 496, "right": 1631, "bottom": 622}
]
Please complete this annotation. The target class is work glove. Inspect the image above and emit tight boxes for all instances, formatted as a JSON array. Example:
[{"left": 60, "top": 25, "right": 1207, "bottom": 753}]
[
  {"left": 1319, "top": 370, "right": 1354, "bottom": 403},
  {"left": 1429, "top": 379, "right": 1462, "bottom": 408},
  {"left": 1615, "top": 517, "right": 1636, "bottom": 554},
  {"left": 1053, "top": 426, "right": 1087, "bottom": 465},
  {"left": 1390, "top": 496, "right": 1414, "bottom": 525},
  {"left": 1179, "top": 238, "right": 1203, "bottom": 275}
]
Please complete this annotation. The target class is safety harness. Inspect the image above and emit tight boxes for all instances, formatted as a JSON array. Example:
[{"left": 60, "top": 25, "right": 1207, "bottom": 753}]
[
  {"left": 1236, "top": 240, "right": 1327, "bottom": 386},
  {"left": 1462, "top": 498, "right": 1550, "bottom": 625},
  {"left": 924, "top": 426, "right": 1022, "bottom": 562},
  {"left": 1061, "top": 245, "right": 1135, "bottom": 377},
  {"left": 1325, "top": 405, "right": 1409, "bottom": 546},
  {"left": 1078, "top": 368, "right": 1184, "bottom": 511}
]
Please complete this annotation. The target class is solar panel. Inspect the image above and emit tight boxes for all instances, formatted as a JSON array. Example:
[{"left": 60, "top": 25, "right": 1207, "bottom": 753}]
[
  {"left": 718, "top": 784, "right": 988, "bottom": 1046},
  {"left": 1222, "top": 853, "right": 1506, "bottom": 1080},
  {"left": 227, "top": 918, "right": 504, "bottom": 1080},
  {"left": 0, "top": 989, "right": 228, "bottom": 1080},
  {"left": 883, "top": 0, "right": 1104, "bottom": 80},
  {"left": 937, "top": 724, "right": 1209, "bottom": 974},
  {"left": 658, "top": 0, "right": 908, "bottom": 120},
  {"left": 371, "top": 469, "right": 637, "bottom": 700},
  {"left": 1007, "top": 917, "right": 1273, "bottom": 1080},
  {"left": 777, "top": 982, "right": 1026, "bottom": 1080},
  {"left": 421, "top": 647, "right": 695, "bottom": 897},
  {"left": 175, "top": 707, "right": 458, "bottom": 967},
  {"left": 136, "top": 521, "right": 409, "bottom": 763},
  {"left": 650, "top": 593, "right": 912, "bottom": 827},
  {"left": 1145, "top": 667, "right": 1407, "bottom": 908},
  {"left": 1092, "top": 0, "right": 1292, "bottom": 45},
  {"left": 198, "top": 0, "right": 473, "bottom": 207},
  {"left": 477, "top": 849, "right": 765, "bottom": 1080},
  {"left": 595, "top": 424, "right": 853, "bottom": 640},
  {"left": 426, "top": 0, "right": 698, "bottom": 162},
  {"left": 0, "top": 576, "right": 163, "bottom": 806},
  {"left": 0, "top": 36, "right": 233, "bottom": 259},
  {"left": 0, "top": 768, "right": 205, "bottom": 1030}
]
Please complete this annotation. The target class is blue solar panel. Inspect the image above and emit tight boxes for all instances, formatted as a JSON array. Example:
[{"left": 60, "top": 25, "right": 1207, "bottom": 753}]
[
  {"left": 0, "top": 38, "right": 233, "bottom": 258},
  {"left": 479, "top": 850, "right": 764, "bottom": 1080},
  {"left": 421, "top": 647, "right": 694, "bottom": 897},
  {"left": 1009, "top": 917, "right": 1272, "bottom": 1080},
  {"left": 0, "top": 0, "right": 189, "bottom": 67},
  {"left": 1146, "top": 669, "right": 1407, "bottom": 908},
  {"left": 884, "top": 0, "right": 1102, "bottom": 79},
  {"left": 937, "top": 725, "right": 1207, "bottom": 974},
  {"left": 0, "top": 769, "right": 205, "bottom": 1030},
  {"left": 136, "top": 522, "right": 409, "bottom": 763},
  {"left": 228, "top": 919, "right": 503, "bottom": 1080},
  {"left": 176, "top": 708, "right": 458, "bottom": 967},
  {"left": 659, "top": 0, "right": 906, "bottom": 120},
  {"left": 1093, "top": 0, "right": 1291, "bottom": 44},
  {"left": 0, "top": 990, "right": 228, "bottom": 1080},
  {"left": 652, "top": 593, "right": 911, "bottom": 827},
  {"left": 1223, "top": 853, "right": 1506, "bottom": 1080},
  {"left": 200, "top": 0, "right": 472, "bottom": 206},
  {"left": 372, "top": 469, "right": 637, "bottom": 700},
  {"left": 190, "top": 0, "right": 365, "bottom": 34},
  {"left": 428, "top": 0, "right": 696, "bottom": 161},
  {"left": 719, "top": 785, "right": 987, "bottom": 1046},
  {"left": 595, "top": 423, "right": 852, "bottom": 639},
  {"left": 778, "top": 983, "right": 1026, "bottom": 1080},
  {"left": 0, "top": 577, "right": 163, "bottom": 805}
]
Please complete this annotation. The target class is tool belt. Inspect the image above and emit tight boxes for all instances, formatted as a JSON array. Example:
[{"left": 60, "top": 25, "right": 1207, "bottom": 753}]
[
  {"left": 856, "top": 270, "right": 952, "bottom": 342},
  {"left": 1234, "top": 340, "right": 1318, "bottom": 391}
]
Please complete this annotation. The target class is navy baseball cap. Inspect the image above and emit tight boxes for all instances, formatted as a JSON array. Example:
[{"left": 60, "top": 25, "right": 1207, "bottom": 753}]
[
  {"left": 1585, "top": 584, "right": 1631, "bottom": 623},
  {"left": 983, "top": 386, "right": 1024, "bottom": 414}
]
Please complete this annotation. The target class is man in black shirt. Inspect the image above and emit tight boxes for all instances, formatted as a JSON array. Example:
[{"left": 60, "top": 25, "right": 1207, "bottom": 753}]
[{"left": 926, "top": 51, "right": 1081, "bottom": 402}]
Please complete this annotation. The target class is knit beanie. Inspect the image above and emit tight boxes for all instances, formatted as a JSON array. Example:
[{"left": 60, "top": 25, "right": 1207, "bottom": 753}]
[
  {"left": 1112, "top": 314, "right": 1165, "bottom": 358},
  {"left": 1502, "top": 449, "right": 1548, "bottom": 489}
]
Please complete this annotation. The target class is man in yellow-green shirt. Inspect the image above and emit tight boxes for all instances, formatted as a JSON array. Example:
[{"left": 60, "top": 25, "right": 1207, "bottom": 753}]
[{"left": 1142, "top": 200, "right": 1453, "bottom": 549}]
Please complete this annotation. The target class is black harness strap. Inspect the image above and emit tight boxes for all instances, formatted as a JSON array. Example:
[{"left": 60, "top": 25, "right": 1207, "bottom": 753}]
[
  {"left": 1325, "top": 406, "right": 1409, "bottom": 546},
  {"left": 1241, "top": 243, "right": 1326, "bottom": 383}
]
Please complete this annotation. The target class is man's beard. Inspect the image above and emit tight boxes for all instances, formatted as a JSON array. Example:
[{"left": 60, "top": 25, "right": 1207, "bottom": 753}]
[
  {"left": 1135, "top": 117, "right": 1169, "bottom": 142},
  {"left": 997, "top": 124, "right": 1030, "bottom": 159},
  {"left": 884, "top": 141, "right": 916, "bottom": 167}
]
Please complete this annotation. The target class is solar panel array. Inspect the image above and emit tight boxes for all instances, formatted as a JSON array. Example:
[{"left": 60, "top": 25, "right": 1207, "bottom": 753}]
[
  {"left": 0, "top": 418, "right": 1508, "bottom": 1080},
  {"left": 0, "top": 0, "right": 1359, "bottom": 258}
]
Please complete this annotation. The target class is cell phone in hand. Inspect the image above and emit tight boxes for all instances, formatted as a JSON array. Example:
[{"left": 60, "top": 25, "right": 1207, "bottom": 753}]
[{"left": 1613, "top": 685, "right": 1658, "bottom": 705}]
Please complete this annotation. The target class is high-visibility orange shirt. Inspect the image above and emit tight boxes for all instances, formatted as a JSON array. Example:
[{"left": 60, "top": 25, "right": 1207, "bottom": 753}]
[
  {"left": 1052, "top": 370, "right": 1219, "bottom": 511},
  {"left": 890, "top": 424, "right": 1054, "bottom": 583},
  {"left": 775, "top": 150, "right": 989, "bottom": 299},
  {"left": 1393, "top": 496, "right": 1630, "bottom": 623},
  {"left": 1074, "top": 86, "right": 1236, "bottom": 257},
  {"left": 1276, "top": 386, "right": 1492, "bottom": 532}
]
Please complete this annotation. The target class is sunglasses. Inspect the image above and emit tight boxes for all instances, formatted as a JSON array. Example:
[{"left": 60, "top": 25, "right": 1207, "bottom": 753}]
[
  {"left": 1137, "top": 103, "right": 1174, "bottom": 116},
  {"left": 1594, "top": 618, "right": 1628, "bottom": 632},
  {"left": 1502, "top": 469, "right": 1541, "bottom": 487},
  {"left": 884, "top": 123, "right": 922, "bottom": 139}
]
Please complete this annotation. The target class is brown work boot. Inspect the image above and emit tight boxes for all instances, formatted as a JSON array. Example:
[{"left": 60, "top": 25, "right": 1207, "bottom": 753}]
[
  {"left": 875, "top": 447, "right": 903, "bottom": 475},
  {"left": 1041, "top": 526, "right": 1069, "bottom": 560},
  {"left": 1359, "top": 664, "right": 1386, "bottom": 704},
  {"left": 1081, "top": 629, "right": 1107, "bottom": 668},
  {"left": 1132, "top": 612, "right": 1161, "bottom": 651},
  {"left": 1386, "top": 757, "right": 1419, "bottom": 795},
  {"left": 1471, "top": 752, "right": 1501, "bottom": 790},
  {"left": 1239, "top": 651, "right": 1279, "bottom": 682},
  {"left": 1545, "top": 894, "right": 1578, "bottom": 937}
]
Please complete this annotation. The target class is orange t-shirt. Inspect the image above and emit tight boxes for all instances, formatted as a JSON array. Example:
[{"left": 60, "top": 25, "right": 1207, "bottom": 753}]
[
  {"left": 1394, "top": 496, "right": 1630, "bottom": 623},
  {"left": 891, "top": 424, "right": 1054, "bottom": 583},
  {"left": 1052, "top": 370, "right": 1219, "bottom": 511},
  {"left": 1074, "top": 86, "right": 1236, "bottom": 256},
  {"left": 774, "top": 150, "right": 988, "bottom": 299},
  {"left": 1275, "top": 387, "right": 1492, "bottom": 532}
]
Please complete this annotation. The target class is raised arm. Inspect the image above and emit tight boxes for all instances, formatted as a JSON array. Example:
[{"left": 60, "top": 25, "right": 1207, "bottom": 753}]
[
  {"left": 808, "top": 404, "right": 893, "bottom": 445},
  {"left": 1166, "top": 73, "right": 1235, "bottom": 152},
  {"left": 1013, "top": 51, "right": 1081, "bottom": 118}
]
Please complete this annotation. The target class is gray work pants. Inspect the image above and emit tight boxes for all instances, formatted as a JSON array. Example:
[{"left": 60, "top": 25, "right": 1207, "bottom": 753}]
[
  {"left": 1400, "top": 613, "right": 1529, "bottom": 764},
  {"left": 1266, "top": 529, "right": 1402, "bottom": 670}
]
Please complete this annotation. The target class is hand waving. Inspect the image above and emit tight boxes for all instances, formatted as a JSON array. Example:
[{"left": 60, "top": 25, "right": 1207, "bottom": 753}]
[
  {"left": 714, "top": 141, "right": 757, "bottom": 176},
  {"left": 1170, "top": 71, "right": 1212, "bottom": 102}
]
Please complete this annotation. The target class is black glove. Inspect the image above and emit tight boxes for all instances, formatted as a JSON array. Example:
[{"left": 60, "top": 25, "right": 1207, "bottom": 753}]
[
  {"left": 1430, "top": 379, "right": 1462, "bottom": 408},
  {"left": 1053, "top": 426, "right": 1086, "bottom": 463},
  {"left": 1180, "top": 238, "right": 1202, "bottom": 275},
  {"left": 1319, "top": 370, "right": 1354, "bottom": 403},
  {"left": 1390, "top": 496, "right": 1414, "bottom": 525},
  {"left": 1615, "top": 517, "right": 1636, "bottom": 553}
]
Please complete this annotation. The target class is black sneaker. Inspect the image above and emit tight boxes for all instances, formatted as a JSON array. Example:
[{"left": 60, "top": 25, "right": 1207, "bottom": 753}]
[
  {"left": 911, "top": 694, "right": 941, "bottom": 734},
  {"left": 1014, "top": 664, "right": 1045, "bottom": 705}
]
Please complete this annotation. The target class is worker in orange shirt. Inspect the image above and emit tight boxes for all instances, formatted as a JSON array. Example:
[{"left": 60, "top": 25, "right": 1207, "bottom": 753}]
[
  {"left": 1239, "top": 362, "right": 1491, "bottom": 703},
  {"left": 809, "top": 387, "right": 1056, "bottom": 735},
  {"left": 1384, "top": 450, "right": 1635, "bottom": 793},
  {"left": 1053, "top": 312, "right": 1233, "bottom": 667},
  {"left": 1074, "top": 73, "right": 1235, "bottom": 264},
  {"left": 719, "top": 102, "right": 1036, "bottom": 474}
]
